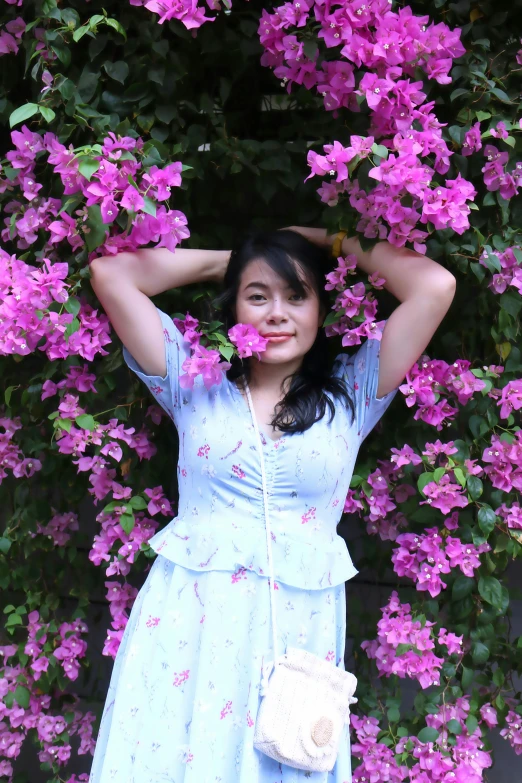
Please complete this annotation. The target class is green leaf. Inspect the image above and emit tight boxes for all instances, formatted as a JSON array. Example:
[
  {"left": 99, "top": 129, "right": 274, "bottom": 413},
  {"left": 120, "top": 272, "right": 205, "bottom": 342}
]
[
  {"left": 417, "top": 472, "right": 435, "bottom": 495},
  {"left": 6, "top": 613, "right": 23, "bottom": 627},
  {"left": 14, "top": 685, "right": 30, "bottom": 709},
  {"left": 433, "top": 467, "right": 446, "bottom": 483},
  {"left": 39, "top": 106, "right": 56, "bottom": 123},
  {"left": 450, "top": 88, "right": 468, "bottom": 102},
  {"left": 453, "top": 468, "right": 466, "bottom": 488},
  {"left": 78, "top": 158, "right": 100, "bottom": 181},
  {"left": 478, "top": 575, "right": 505, "bottom": 610},
  {"left": 303, "top": 39, "right": 318, "bottom": 60},
  {"left": 470, "top": 262, "right": 486, "bottom": 283},
  {"left": 461, "top": 666, "right": 474, "bottom": 689},
  {"left": 129, "top": 496, "right": 148, "bottom": 510},
  {"left": 387, "top": 706, "right": 400, "bottom": 723},
  {"left": 371, "top": 143, "right": 389, "bottom": 159},
  {"left": 500, "top": 292, "right": 522, "bottom": 318},
  {"left": 478, "top": 506, "right": 496, "bottom": 535},
  {"left": 492, "top": 668, "right": 505, "bottom": 687},
  {"left": 467, "top": 476, "right": 483, "bottom": 500},
  {"left": 56, "top": 418, "right": 72, "bottom": 433},
  {"left": 85, "top": 204, "right": 107, "bottom": 252},
  {"left": 105, "top": 17, "right": 127, "bottom": 40},
  {"left": 142, "top": 196, "right": 157, "bottom": 217},
  {"left": 9, "top": 103, "right": 39, "bottom": 128},
  {"left": 64, "top": 317, "right": 80, "bottom": 339},
  {"left": 490, "top": 87, "right": 511, "bottom": 103},
  {"left": 64, "top": 297, "right": 81, "bottom": 317},
  {"left": 4, "top": 385, "right": 15, "bottom": 407},
  {"left": 447, "top": 719, "right": 462, "bottom": 735},
  {"left": 452, "top": 575, "right": 475, "bottom": 601},
  {"left": 465, "top": 714, "right": 479, "bottom": 735},
  {"left": 471, "top": 641, "right": 490, "bottom": 665},
  {"left": 73, "top": 24, "right": 90, "bottom": 42},
  {"left": 119, "top": 511, "right": 135, "bottom": 535},
  {"left": 75, "top": 414, "right": 96, "bottom": 431},
  {"left": 417, "top": 727, "right": 439, "bottom": 744},
  {"left": 3, "top": 605, "right": 16, "bottom": 614},
  {"left": 103, "top": 60, "right": 129, "bottom": 84},
  {"left": 155, "top": 105, "right": 177, "bottom": 124},
  {"left": 468, "top": 415, "right": 489, "bottom": 439},
  {"left": 89, "top": 14, "right": 106, "bottom": 28},
  {"left": 0, "top": 537, "right": 12, "bottom": 554},
  {"left": 219, "top": 345, "right": 234, "bottom": 361}
]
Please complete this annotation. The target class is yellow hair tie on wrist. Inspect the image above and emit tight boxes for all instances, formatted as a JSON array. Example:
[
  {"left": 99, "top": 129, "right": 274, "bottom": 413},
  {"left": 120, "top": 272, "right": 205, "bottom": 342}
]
[{"left": 331, "top": 230, "right": 347, "bottom": 259}]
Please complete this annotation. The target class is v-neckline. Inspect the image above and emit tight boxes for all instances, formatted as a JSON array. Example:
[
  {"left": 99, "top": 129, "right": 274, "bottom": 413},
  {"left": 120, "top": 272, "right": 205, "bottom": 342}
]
[{"left": 230, "top": 378, "right": 286, "bottom": 445}]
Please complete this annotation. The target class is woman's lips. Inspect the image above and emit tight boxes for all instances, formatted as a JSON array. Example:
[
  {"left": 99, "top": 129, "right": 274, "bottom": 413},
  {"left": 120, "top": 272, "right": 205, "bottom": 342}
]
[{"left": 265, "top": 334, "right": 293, "bottom": 343}]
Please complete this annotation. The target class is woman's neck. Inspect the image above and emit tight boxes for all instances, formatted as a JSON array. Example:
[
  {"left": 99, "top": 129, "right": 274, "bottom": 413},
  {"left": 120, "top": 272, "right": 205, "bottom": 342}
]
[{"left": 246, "top": 358, "right": 301, "bottom": 396}]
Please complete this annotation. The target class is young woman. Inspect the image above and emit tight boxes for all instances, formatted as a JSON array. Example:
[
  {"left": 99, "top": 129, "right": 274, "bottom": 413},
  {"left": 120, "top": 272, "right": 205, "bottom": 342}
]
[{"left": 87, "top": 227, "right": 456, "bottom": 782}]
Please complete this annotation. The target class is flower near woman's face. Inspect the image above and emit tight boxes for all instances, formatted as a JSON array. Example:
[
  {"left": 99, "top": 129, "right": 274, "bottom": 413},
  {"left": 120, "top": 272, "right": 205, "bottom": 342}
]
[{"left": 228, "top": 323, "right": 268, "bottom": 360}]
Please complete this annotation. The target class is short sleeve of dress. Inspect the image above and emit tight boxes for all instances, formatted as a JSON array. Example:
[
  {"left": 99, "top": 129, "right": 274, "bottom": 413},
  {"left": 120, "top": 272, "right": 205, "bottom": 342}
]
[
  {"left": 333, "top": 322, "right": 399, "bottom": 444},
  {"left": 122, "top": 306, "right": 191, "bottom": 424}
]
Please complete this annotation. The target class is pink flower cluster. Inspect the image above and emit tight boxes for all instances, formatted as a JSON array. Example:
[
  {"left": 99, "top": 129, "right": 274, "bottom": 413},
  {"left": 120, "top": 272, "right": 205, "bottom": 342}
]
[
  {"left": 41, "top": 364, "right": 98, "bottom": 399},
  {"left": 130, "top": 0, "right": 226, "bottom": 29},
  {"left": 1, "top": 125, "right": 189, "bottom": 258},
  {"left": 0, "top": 249, "right": 111, "bottom": 361},
  {"left": 34, "top": 511, "right": 79, "bottom": 547},
  {"left": 495, "top": 501, "right": 522, "bottom": 531},
  {"left": 0, "top": 415, "right": 42, "bottom": 484},
  {"left": 392, "top": 526, "right": 490, "bottom": 598},
  {"left": 351, "top": 696, "right": 493, "bottom": 783},
  {"left": 482, "top": 144, "right": 522, "bottom": 201},
  {"left": 344, "top": 439, "right": 491, "bottom": 593},
  {"left": 481, "top": 431, "right": 522, "bottom": 494},
  {"left": 307, "top": 135, "right": 476, "bottom": 250},
  {"left": 479, "top": 245, "right": 522, "bottom": 297},
  {"left": 174, "top": 312, "right": 268, "bottom": 389},
  {"left": 499, "top": 710, "right": 522, "bottom": 755},
  {"left": 180, "top": 345, "right": 231, "bottom": 390},
  {"left": 361, "top": 590, "right": 462, "bottom": 688},
  {"left": 228, "top": 323, "right": 269, "bottom": 359},
  {"left": 258, "top": 2, "right": 472, "bottom": 250},
  {"left": 0, "top": 624, "right": 96, "bottom": 777},
  {"left": 398, "top": 355, "right": 503, "bottom": 430},
  {"left": 259, "top": 2, "right": 463, "bottom": 102},
  {"left": 104, "top": 579, "right": 139, "bottom": 653},
  {"left": 0, "top": 15, "right": 25, "bottom": 57}
]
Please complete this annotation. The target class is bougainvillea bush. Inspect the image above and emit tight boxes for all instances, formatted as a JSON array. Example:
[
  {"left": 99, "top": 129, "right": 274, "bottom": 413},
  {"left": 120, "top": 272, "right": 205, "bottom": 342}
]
[{"left": 1, "top": 0, "right": 522, "bottom": 780}]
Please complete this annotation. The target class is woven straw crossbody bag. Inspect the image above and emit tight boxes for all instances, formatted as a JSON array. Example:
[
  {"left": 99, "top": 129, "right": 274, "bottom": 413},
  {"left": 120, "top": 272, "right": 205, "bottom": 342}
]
[{"left": 243, "top": 383, "right": 358, "bottom": 772}]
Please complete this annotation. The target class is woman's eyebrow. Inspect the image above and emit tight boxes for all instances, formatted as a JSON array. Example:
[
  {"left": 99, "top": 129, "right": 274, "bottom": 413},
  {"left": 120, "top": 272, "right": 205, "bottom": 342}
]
[{"left": 244, "top": 280, "right": 309, "bottom": 291}]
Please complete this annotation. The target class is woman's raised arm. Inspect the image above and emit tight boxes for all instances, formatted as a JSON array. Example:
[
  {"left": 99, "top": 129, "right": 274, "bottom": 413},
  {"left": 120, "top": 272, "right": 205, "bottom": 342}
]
[{"left": 89, "top": 247, "right": 229, "bottom": 378}]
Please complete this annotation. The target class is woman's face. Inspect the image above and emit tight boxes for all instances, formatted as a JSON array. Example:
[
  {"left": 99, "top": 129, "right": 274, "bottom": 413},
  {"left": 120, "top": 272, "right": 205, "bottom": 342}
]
[{"left": 234, "top": 258, "right": 324, "bottom": 367}]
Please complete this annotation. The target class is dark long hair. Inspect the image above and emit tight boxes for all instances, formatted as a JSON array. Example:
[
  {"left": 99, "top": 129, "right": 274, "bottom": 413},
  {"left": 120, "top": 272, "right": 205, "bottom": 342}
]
[{"left": 212, "top": 229, "right": 355, "bottom": 434}]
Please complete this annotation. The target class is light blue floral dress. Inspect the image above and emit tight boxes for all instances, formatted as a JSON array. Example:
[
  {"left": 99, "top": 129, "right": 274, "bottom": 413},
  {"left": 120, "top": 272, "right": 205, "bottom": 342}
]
[{"left": 88, "top": 306, "right": 398, "bottom": 783}]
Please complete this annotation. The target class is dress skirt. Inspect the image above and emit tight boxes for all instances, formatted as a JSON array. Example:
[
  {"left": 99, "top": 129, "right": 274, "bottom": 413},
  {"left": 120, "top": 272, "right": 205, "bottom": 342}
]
[{"left": 88, "top": 555, "right": 354, "bottom": 782}]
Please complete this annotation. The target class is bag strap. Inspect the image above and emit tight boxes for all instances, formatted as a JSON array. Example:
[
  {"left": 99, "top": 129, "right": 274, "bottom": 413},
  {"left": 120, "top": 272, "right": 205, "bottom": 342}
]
[{"left": 243, "top": 382, "right": 279, "bottom": 665}]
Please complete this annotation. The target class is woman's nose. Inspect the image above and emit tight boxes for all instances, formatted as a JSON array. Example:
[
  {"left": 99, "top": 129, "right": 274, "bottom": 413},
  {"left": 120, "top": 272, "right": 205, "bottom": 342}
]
[{"left": 267, "top": 299, "right": 288, "bottom": 321}]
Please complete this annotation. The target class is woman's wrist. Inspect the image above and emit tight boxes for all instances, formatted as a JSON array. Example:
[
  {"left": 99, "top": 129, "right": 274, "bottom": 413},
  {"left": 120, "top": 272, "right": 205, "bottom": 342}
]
[{"left": 208, "top": 250, "right": 230, "bottom": 283}]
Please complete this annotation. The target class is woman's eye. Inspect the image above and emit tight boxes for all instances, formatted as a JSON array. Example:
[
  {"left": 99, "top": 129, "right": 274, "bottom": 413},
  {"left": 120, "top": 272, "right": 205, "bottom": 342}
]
[
  {"left": 249, "top": 294, "right": 265, "bottom": 301},
  {"left": 290, "top": 293, "right": 305, "bottom": 301}
]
